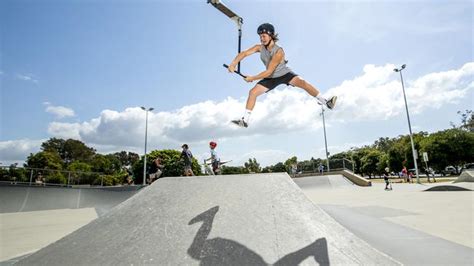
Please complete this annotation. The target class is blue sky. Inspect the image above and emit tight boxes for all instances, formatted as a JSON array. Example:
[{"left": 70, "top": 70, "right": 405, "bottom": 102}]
[{"left": 1, "top": 0, "right": 473, "bottom": 166}]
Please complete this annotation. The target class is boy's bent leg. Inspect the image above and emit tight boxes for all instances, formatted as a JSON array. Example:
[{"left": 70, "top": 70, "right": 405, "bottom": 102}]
[
  {"left": 246, "top": 84, "right": 269, "bottom": 110},
  {"left": 232, "top": 84, "right": 268, "bottom": 128}
]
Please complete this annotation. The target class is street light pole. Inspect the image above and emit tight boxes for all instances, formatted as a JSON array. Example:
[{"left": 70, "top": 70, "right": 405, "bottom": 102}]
[
  {"left": 393, "top": 64, "right": 420, "bottom": 184},
  {"left": 320, "top": 104, "right": 330, "bottom": 172},
  {"left": 141, "top": 107, "right": 154, "bottom": 186}
]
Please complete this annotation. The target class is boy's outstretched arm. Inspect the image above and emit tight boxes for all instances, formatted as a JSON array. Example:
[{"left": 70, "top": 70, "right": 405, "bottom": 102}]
[{"left": 227, "top": 44, "right": 261, "bottom": 73}]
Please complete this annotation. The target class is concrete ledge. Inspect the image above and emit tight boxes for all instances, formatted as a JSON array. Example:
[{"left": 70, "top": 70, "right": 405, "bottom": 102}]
[
  {"left": 294, "top": 170, "right": 372, "bottom": 186},
  {"left": 70, "top": 184, "right": 91, "bottom": 188},
  {"left": 340, "top": 170, "right": 372, "bottom": 186}
]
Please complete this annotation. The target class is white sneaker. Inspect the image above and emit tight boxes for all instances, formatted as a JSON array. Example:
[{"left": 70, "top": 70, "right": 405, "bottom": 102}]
[
  {"left": 326, "top": 96, "right": 337, "bottom": 110},
  {"left": 231, "top": 117, "right": 248, "bottom": 128}
]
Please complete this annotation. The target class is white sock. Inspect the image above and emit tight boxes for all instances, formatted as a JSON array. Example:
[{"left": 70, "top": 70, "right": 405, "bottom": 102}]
[
  {"left": 315, "top": 94, "right": 327, "bottom": 104},
  {"left": 243, "top": 109, "right": 252, "bottom": 122}
]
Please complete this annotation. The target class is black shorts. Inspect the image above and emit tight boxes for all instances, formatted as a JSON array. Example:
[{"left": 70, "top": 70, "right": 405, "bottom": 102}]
[{"left": 257, "top": 72, "right": 298, "bottom": 92}]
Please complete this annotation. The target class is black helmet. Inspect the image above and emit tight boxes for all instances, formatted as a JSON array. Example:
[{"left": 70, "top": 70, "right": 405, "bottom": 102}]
[{"left": 257, "top": 23, "right": 275, "bottom": 36}]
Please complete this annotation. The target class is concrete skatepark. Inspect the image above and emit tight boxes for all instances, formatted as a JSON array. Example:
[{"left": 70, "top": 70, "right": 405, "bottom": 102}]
[{"left": 1, "top": 171, "right": 473, "bottom": 265}]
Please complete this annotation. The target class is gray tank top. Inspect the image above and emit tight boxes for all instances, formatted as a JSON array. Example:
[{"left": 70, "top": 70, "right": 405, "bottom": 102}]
[{"left": 260, "top": 43, "right": 292, "bottom": 78}]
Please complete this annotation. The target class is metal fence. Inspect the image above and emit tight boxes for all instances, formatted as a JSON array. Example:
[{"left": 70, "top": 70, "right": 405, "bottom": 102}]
[
  {"left": 0, "top": 158, "right": 356, "bottom": 186},
  {"left": 296, "top": 158, "right": 355, "bottom": 174},
  {"left": 0, "top": 166, "right": 129, "bottom": 187}
]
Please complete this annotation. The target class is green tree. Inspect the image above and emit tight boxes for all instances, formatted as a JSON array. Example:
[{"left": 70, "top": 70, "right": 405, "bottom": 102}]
[
  {"left": 3, "top": 164, "right": 28, "bottom": 182},
  {"left": 112, "top": 151, "right": 140, "bottom": 167},
  {"left": 298, "top": 159, "right": 316, "bottom": 172},
  {"left": 373, "top": 137, "right": 396, "bottom": 153},
  {"left": 41, "top": 138, "right": 96, "bottom": 164},
  {"left": 25, "top": 151, "right": 66, "bottom": 184},
  {"left": 0, "top": 167, "right": 9, "bottom": 181},
  {"left": 133, "top": 149, "right": 201, "bottom": 183},
  {"left": 420, "top": 128, "right": 474, "bottom": 172},
  {"left": 271, "top": 162, "right": 287, "bottom": 173},
  {"left": 62, "top": 139, "right": 96, "bottom": 163},
  {"left": 26, "top": 151, "right": 63, "bottom": 171},
  {"left": 41, "top": 138, "right": 65, "bottom": 154},
  {"left": 221, "top": 166, "right": 249, "bottom": 175},
  {"left": 451, "top": 110, "right": 473, "bottom": 132},
  {"left": 376, "top": 153, "right": 390, "bottom": 175},
  {"left": 387, "top": 135, "right": 412, "bottom": 173},
  {"left": 284, "top": 156, "right": 297, "bottom": 169},
  {"left": 100, "top": 174, "right": 124, "bottom": 186},
  {"left": 352, "top": 147, "right": 371, "bottom": 175},
  {"left": 67, "top": 161, "right": 96, "bottom": 185},
  {"left": 67, "top": 161, "right": 92, "bottom": 173},
  {"left": 360, "top": 149, "right": 383, "bottom": 178},
  {"left": 261, "top": 162, "right": 289, "bottom": 173},
  {"left": 90, "top": 154, "right": 121, "bottom": 175},
  {"left": 105, "top": 154, "right": 122, "bottom": 173},
  {"left": 244, "top": 158, "right": 261, "bottom": 173}
]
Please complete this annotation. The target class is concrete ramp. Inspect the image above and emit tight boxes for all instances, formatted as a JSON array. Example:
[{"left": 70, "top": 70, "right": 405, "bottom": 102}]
[
  {"left": 0, "top": 185, "right": 140, "bottom": 216},
  {"left": 454, "top": 169, "right": 474, "bottom": 183},
  {"left": 424, "top": 170, "right": 474, "bottom": 191},
  {"left": 17, "top": 173, "right": 399, "bottom": 265}
]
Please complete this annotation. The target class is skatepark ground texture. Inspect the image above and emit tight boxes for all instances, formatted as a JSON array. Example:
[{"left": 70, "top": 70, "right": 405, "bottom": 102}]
[{"left": 1, "top": 172, "right": 473, "bottom": 265}]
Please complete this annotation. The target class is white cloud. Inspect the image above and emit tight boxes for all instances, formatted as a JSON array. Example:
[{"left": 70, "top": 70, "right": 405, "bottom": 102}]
[
  {"left": 48, "top": 122, "right": 82, "bottom": 139},
  {"left": 312, "top": 141, "right": 373, "bottom": 159},
  {"left": 16, "top": 74, "right": 38, "bottom": 84},
  {"left": 3, "top": 62, "right": 471, "bottom": 166},
  {"left": 43, "top": 93, "right": 323, "bottom": 150},
  {"left": 41, "top": 62, "right": 472, "bottom": 153},
  {"left": 408, "top": 63, "right": 474, "bottom": 114},
  {"left": 327, "top": 62, "right": 473, "bottom": 122},
  {"left": 0, "top": 139, "right": 44, "bottom": 164},
  {"left": 44, "top": 102, "right": 75, "bottom": 119}
]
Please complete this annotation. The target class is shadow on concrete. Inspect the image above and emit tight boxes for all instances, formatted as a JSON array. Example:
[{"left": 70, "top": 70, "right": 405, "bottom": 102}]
[
  {"left": 188, "top": 206, "right": 330, "bottom": 266},
  {"left": 424, "top": 185, "right": 472, "bottom": 191}
]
